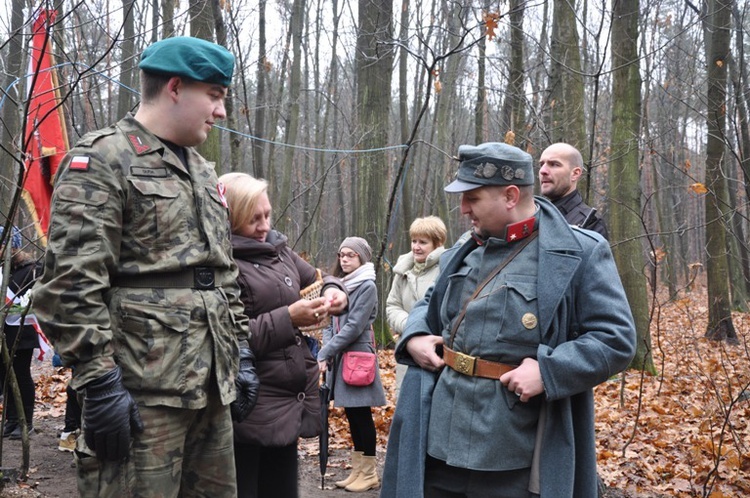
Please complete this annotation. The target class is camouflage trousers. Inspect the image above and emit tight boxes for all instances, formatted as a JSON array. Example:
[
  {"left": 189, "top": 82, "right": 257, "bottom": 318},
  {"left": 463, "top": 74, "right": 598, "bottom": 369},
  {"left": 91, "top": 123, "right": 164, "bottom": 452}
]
[{"left": 75, "top": 393, "right": 237, "bottom": 497}]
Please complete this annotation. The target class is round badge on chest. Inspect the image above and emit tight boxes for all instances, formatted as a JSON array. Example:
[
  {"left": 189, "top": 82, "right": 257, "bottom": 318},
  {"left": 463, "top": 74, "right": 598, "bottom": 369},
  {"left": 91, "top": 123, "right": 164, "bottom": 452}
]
[{"left": 522, "top": 312, "right": 538, "bottom": 330}]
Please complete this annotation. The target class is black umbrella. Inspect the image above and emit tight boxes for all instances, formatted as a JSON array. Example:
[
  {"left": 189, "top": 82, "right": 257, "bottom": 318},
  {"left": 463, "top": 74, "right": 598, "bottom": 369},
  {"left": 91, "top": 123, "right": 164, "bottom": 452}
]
[{"left": 319, "top": 368, "right": 332, "bottom": 489}]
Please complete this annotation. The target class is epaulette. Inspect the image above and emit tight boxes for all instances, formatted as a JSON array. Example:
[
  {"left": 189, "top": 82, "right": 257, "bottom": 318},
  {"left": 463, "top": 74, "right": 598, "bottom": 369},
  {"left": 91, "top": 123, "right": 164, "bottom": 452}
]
[
  {"left": 570, "top": 224, "right": 605, "bottom": 243},
  {"left": 76, "top": 126, "right": 117, "bottom": 148}
]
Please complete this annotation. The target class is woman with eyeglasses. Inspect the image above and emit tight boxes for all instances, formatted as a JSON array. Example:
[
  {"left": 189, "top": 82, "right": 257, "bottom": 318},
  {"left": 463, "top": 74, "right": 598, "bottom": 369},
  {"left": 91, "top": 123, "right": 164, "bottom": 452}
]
[{"left": 317, "top": 237, "right": 386, "bottom": 492}]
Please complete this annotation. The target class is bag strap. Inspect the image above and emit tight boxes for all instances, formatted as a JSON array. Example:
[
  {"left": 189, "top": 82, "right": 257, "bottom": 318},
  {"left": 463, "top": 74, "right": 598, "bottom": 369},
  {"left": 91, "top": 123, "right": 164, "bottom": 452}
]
[
  {"left": 333, "top": 317, "right": 376, "bottom": 351},
  {"left": 448, "top": 231, "right": 538, "bottom": 347}
]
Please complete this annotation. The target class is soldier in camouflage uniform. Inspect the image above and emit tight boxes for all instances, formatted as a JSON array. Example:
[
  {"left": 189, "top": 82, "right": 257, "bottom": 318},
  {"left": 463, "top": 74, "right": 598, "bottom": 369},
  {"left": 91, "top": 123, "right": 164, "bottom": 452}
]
[{"left": 33, "top": 37, "right": 258, "bottom": 497}]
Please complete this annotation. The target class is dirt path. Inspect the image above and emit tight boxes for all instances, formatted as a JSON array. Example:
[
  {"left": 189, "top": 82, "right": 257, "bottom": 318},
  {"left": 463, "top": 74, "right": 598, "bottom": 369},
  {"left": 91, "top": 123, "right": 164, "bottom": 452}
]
[
  {"left": 0, "top": 415, "right": 381, "bottom": 497},
  {"left": 0, "top": 357, "right": 659, "bottom": 497},
  {"left": 0, "top": 358, "right": 381, "bottom": 497}
]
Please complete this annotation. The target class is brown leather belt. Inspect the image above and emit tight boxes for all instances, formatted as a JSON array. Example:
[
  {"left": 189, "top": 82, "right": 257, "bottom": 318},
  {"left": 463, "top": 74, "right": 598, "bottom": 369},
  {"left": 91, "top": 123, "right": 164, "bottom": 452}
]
[{"left": 443, "top": 346, "right": 516, "bottom": 379}]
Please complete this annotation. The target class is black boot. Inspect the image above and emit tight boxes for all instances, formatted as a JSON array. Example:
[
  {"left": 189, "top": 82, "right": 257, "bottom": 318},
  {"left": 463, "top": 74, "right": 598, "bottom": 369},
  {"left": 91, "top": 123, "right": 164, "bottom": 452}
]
[{"left": 2, "top": 421, "right": 18, "bottom": 438}]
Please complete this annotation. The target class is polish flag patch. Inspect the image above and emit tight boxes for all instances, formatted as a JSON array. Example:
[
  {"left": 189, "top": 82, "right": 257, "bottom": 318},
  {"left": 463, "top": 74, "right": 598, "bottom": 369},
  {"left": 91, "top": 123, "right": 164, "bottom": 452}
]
[{"left": 69, "top": 156, "right": 90, "bottom": 171}]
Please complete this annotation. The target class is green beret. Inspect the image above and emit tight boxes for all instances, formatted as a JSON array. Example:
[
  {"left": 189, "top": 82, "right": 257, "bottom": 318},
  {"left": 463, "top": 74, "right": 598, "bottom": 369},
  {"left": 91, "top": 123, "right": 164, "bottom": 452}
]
[
  {"left": 445, "top": 142, "right": 534, "bottom": 193},
  {"left": 139, "top": 36, "right": 235, "bottom": 87}
]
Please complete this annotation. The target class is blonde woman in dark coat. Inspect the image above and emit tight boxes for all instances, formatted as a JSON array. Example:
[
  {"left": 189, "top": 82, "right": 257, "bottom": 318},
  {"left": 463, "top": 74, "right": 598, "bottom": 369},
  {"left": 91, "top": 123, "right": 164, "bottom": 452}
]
[{"left": 219, "top": 173, "right": 348, "bottom": 498}]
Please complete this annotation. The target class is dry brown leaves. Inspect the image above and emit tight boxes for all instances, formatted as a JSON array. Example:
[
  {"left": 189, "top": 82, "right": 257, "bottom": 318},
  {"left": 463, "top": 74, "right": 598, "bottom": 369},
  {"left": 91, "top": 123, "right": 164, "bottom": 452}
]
[
  {"left": 596, "top": 286, "right": 750, "bottom": 497},
  {"left": 36, "top": 288, "right": 750, "bottom": 496},
  {"left": 32, "top": 367, "right": 69, "bottom": 419}
]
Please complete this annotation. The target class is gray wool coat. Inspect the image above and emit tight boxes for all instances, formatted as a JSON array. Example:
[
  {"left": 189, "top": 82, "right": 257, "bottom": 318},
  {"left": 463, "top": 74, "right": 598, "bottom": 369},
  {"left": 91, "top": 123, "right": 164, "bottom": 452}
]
[
  {"left": 381, "top": 196, "right": 636, "bottom": 498},
  {"left": 318, "top": 279, "right": 386, "bottom": 408}
]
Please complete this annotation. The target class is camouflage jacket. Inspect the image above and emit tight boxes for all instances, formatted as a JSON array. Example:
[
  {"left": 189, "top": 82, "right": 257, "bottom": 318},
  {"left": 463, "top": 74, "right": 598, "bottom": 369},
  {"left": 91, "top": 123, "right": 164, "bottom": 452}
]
[{"left": 33, "top": 114, "right": 249, "bottom": 409}]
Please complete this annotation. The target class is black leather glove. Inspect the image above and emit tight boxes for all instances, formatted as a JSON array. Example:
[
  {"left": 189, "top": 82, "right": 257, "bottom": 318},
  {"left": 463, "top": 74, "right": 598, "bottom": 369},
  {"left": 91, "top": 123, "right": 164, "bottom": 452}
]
[
  {"left": 230, "top": 345, "right": 260, "bottom": 422},
  {"left": 83, "top": 366, "right": 144, "bottom": 461}
]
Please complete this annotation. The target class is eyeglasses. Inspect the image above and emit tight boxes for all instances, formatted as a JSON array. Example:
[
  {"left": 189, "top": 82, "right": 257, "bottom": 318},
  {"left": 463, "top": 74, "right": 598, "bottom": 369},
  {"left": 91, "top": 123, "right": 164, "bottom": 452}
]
[{"left": 338, "top": 251, "right": 359, "bottom": 260}]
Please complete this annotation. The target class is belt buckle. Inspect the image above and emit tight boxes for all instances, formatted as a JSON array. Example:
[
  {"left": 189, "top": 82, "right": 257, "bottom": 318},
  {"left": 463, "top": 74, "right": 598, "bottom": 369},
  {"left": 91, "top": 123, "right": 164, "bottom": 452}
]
[
  {"left": 454, "top": 351, "right": 476, "bottom": 376},
  {"left": 194, "top": 267, "right": 215, "bottom": 290}
]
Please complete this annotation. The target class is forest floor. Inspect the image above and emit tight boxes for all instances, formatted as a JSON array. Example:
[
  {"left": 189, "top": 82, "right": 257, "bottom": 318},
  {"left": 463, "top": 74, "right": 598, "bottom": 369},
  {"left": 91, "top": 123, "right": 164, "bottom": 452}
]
[{"left": 0, "top": 285, "right": 747, "bottom": 497}]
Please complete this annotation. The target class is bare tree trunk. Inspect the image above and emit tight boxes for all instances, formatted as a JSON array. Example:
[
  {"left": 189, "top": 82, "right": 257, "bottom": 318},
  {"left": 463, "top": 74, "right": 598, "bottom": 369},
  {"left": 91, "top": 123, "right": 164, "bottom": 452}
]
[
  {"left": 212, "top": 0, "right": 238, "bottom": 174},
  {"left": 500, "top": 0, "right": 526, "bottom": 146},
  {"left": 0, "top": 0, "right": 25, "bottom": 221},
  {"left": 547, "top": 0, "right": 588, "bottom": 192},
  {"left": 162, "top": 0, "right": 175, "bottom": 38},
  {"left": 729, "top": 4, "right": 750, "bottom": 292},
  {"left": 252, "top": 0, "right": 268, "bottom": 179},
  {"left": 355, "top": 0, "right": 394, "bottom": 242},
  {"left": 609, "top": 0, "right": 654, "bottom": 371},
  {"left": 703, "top": 0, "right": 738, "bottom": 342},
  {"left": 189, "top": 0, "right": 220, "bottom": 164},
  {"left": 394, "top": 0, "right": 413, "bottom": 258},
  {"left": 434, "top": 2, "right": 466, "bottom": 237},
  {"left": 116, "top": 0, "right": 136, "bottom": 118},
  {"left": 277, "top": 0, "right": 306, "bottom": 228},
  {"left": 475, "top": 0, "right": 488, "bottom": 144}
]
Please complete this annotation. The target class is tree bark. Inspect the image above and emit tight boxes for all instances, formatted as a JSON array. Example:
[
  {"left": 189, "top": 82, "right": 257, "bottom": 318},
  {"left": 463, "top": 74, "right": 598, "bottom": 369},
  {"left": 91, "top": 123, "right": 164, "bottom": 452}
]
[
  {"left": 252, "top": 0, "right": 268, "bottom": 179},
  {"left": 355, "top": 0, "right": 394, "bottom": 242},
  {"left": 116, "top": 0, "right": 136, "bottom": 118},
  {"left": 609, "top": 0, "right": 654, "bottom": 371},
  {"left": 547, "top": 0, "right": 588, "bottom": 193},
  {"left": 703, "top": 0, "right": 737, "bottom": 342},
  {"left": 277, "top": 0, "right": 306, "bottom": 228},
  {"left": 500, "top": 0, "right": 526, "bottom": 146},
  {"left": 0, "top": 0, "right": 25, "bottom": 220},
  {"left": 189, "top": 0, "right": 221, "bottom": 164}
]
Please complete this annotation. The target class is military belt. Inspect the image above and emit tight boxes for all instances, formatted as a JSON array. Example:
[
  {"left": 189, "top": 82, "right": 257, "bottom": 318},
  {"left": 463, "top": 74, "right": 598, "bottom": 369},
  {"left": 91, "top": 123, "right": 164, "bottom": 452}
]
[
  {"left": 111, "top": 267, "right": 216, "bottom": 290},
  {"left": 443, "top": 346, "right": 516, "bottom": 380}
]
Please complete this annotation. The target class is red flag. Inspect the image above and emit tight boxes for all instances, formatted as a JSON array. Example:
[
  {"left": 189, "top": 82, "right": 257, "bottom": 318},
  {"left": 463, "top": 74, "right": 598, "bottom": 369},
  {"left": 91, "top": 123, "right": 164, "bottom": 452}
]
[{"left": 22, "top": 9, "right": 69, "bottom": 245}]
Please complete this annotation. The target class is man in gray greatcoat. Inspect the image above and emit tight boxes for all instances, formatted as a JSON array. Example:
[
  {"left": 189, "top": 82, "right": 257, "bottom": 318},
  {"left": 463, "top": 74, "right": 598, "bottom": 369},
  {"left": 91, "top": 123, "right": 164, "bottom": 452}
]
[{"left": 381, "top": 142, "right": 635, "bottom": 497}]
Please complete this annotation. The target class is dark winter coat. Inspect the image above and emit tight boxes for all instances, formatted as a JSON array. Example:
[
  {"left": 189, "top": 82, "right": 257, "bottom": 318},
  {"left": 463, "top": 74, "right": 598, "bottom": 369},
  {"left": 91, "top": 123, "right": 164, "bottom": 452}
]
[
  {"left": 231, "top": 230, "right": 345, "bottom": 447},
  {"left": 552, "top": 190, "right": 609, "bottom": 239}
]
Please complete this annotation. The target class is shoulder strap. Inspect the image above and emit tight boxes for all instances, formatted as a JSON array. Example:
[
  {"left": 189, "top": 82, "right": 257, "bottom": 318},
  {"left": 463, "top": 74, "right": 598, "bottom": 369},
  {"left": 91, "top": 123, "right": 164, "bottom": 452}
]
[{"left": 449, "top": 231, "right": 538, "bottom": 347}]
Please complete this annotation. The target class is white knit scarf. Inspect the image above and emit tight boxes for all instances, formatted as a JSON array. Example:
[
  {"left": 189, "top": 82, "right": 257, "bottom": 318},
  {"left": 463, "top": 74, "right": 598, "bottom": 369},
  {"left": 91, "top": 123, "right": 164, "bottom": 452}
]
[{"left": 342, "top": 262, "right": 376, "bottom": 292}]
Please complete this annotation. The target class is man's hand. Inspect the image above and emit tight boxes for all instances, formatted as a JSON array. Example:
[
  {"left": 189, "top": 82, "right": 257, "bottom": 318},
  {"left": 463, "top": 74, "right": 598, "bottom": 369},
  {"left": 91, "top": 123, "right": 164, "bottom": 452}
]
[
  {"left": 405, "top": 335, "right": 445, "bottom": 372},
  {"left": 499, "top": 357, "right": 544, "bottom": 403},
  {"left": 83, "top": 366, "right": 144, "bottom": 461},
  {"left": 230, "top": 345, "right": 260, "bottom": 422}
]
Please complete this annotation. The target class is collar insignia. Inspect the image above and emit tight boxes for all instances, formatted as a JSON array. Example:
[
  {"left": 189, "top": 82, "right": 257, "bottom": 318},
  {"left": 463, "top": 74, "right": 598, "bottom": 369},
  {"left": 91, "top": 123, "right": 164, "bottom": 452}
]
[
  {"left": 504, "top": 216, "right": 537, "bottom": 243},
  {"left": 128, "top": 134, "right": 151, "bottom": 154}
]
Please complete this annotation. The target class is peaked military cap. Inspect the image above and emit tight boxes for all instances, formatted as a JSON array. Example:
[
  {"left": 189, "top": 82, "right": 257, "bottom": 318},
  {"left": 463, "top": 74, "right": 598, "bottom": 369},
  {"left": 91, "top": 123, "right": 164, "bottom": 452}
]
[
  {"left": 139, "top": 36, "right": 235, "bottom": 87},
  {"left": 445, "top": 142, "right": 534, "bottom": 192}
]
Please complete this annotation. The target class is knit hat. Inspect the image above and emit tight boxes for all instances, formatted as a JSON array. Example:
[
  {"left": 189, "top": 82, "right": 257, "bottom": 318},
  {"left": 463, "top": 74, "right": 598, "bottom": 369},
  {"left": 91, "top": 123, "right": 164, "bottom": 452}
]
[
  {"left": 445, "top": 142, "right": 534, "bottom": 193},
  {"left": 139, "top": 37, "right": 235, "bottom": 87},
  {"left": 339, "top": 237, "right": 372, "bottom": 264}
]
